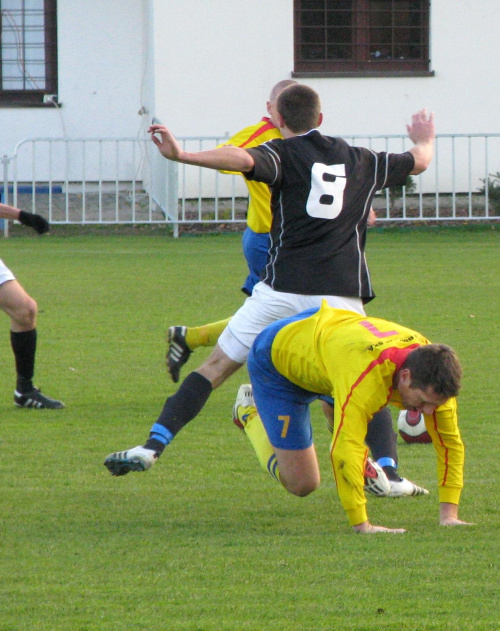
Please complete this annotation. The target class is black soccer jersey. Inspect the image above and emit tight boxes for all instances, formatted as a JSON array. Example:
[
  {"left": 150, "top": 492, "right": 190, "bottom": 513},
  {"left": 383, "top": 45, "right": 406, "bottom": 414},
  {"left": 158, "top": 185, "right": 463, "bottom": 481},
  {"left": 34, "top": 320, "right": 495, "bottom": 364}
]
[{"left": 245, "top": 130, "right": 414, "bottom": 300}]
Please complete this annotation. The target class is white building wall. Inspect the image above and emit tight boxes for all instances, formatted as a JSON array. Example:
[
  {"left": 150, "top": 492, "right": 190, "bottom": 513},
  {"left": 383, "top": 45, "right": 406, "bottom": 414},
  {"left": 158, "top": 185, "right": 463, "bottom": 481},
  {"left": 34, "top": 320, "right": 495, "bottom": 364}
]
[
  {"left": 146, "top": 0, "right": 294, "bottom": 137},
  {"left": 146, "top": 0, "right": 500, "bottom": 139},
  {"left": 0, "top": 0, "right": 146, "bottom": 161}
]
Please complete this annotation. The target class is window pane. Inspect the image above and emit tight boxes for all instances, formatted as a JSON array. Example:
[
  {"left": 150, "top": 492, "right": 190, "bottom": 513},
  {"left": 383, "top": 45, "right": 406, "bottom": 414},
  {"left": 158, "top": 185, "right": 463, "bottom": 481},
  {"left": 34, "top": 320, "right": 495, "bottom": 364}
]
[
  {"left": 1, "top": 0, "right": 51, "bottom": 93},
  {"left": 369, "top": 0, "right": 424, "bottom": 61},
  {"left": 298, "top": 1, "right": 354, "bottom": 62},
  {"left": 294, "top": 0, "right": 429, "bottom": 73}
]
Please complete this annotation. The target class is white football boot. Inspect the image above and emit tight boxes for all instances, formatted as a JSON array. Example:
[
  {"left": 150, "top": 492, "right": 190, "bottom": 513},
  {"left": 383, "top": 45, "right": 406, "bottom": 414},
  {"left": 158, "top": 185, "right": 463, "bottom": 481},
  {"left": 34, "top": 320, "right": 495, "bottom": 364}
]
[{"left": 104, "top": 445, "right": 158, "bottom": 476}]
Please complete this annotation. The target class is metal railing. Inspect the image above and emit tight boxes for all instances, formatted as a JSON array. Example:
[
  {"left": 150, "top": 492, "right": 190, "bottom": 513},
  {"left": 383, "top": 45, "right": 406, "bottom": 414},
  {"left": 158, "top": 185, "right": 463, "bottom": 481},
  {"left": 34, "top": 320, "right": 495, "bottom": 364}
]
[{"left": 2, "top": 133, "right": 499, "bottom": 237}]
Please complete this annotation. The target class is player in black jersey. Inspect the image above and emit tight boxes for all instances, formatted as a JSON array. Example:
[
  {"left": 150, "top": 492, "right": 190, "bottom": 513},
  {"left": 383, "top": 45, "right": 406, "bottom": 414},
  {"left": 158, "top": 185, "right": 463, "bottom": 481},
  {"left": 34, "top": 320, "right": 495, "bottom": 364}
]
[{"left": 105, "top": 85, "right": 435, "bottom": 505}]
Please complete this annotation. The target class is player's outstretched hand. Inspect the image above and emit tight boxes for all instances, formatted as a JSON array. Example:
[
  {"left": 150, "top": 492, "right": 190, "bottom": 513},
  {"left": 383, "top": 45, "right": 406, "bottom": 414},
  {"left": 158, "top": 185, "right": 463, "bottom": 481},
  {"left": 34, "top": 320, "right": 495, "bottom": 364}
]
[
  {"left": 148, "top": 124, "right": 183, "bottom": 162},
  {"left": 406, "top": 108, "right": 435, "bottom": 144},
  {"left": 18, "top": 210, "right": 50, "bottom": 234},
  {"left": 353, "top": 521, "right": 406, "bottom": 534}
]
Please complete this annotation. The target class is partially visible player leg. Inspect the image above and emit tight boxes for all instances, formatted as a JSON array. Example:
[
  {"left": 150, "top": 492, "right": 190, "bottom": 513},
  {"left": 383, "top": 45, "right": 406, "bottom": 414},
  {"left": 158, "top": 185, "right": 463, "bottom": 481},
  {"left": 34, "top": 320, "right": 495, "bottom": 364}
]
[
  {"left": 245, "top": 321, "right": 322, "bottom": 496},
  {"left": 366, "top": 408, "right": 429, "bottom": 497},
  {"left": 233, "top": 382, "right": 320, "bottom": 496},
  {"left": 166, "top": 318, "right": 232, "bottom": 383},
  {"left": 185, "top": 318, "right": 231, "bottom": 350},
  {"left": 272, "top": 445, "right": 320, "bottom": 497},
  {"left": 0, "top": 276, "right": 64, "bottom": 409},
  {"left": 321, "top": 400, "right": 428, "bottom": 497},
  {"left": 166, "top": 227, "right": 269, "bottom": 382},
  {"left": 233, "top": 384, "right": 281, "bottom": 483},
  {"left": 241, "top": 227, "right": 270, "bottom": 296},
  {"left": 104, "top": 345, "right": 242, "bottom": 476}
]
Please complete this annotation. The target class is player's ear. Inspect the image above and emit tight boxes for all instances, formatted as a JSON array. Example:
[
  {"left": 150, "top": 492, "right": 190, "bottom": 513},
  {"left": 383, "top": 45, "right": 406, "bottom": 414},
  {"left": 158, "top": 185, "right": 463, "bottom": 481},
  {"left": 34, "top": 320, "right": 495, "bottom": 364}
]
[
  {"left": 317, "top": 112, "right": 324, "bottom": 128},
  {"left": 399, "top": 368, "right": 411, "bottom": 387},
  {"left": 277, "top": 112, "right": 286, "bottom": 129},
  {"left": 398, "top": 368, "right": 411, "bottom": 388}
]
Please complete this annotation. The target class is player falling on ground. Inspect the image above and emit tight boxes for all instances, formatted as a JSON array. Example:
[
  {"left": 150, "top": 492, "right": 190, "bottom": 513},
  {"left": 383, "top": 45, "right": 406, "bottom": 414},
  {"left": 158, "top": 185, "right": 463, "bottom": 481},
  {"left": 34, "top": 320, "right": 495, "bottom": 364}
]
[{"left": 233, "top": 304, "right": 474, "bottom": 532}]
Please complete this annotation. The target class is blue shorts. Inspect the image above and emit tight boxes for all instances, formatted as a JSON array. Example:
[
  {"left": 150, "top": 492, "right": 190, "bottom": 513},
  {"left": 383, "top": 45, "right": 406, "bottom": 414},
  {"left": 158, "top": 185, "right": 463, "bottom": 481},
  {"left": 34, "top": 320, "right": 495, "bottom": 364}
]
[
  {"left": 241, "top": 227, "right": 270, "bottom": 296},
  {"left": 247, "top": 309, "right": 321, "bottom": 450}
]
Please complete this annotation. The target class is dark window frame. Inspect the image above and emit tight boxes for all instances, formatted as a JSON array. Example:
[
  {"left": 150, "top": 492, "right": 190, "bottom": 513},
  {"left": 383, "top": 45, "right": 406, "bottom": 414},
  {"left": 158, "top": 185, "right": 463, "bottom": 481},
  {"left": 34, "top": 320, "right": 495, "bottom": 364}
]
[
  {"left": 0, "top": 0, "right": 58, "bottom": 107},
  {"left": 293, "top": 0, "right": 432, "bottom": 78}
]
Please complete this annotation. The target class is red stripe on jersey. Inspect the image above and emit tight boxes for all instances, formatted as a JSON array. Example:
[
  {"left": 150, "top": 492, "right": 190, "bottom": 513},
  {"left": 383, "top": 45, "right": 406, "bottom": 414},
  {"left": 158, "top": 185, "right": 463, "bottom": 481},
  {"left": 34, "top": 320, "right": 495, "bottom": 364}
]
[
  {"left": 239, "top": 118, "right": 277, "bottom": 148},
  {"left": 430, "top": 410, "right": 450, "bottom": 485},
  {"left": 331, "top": 344, "right": 420, "bottom": 453}
]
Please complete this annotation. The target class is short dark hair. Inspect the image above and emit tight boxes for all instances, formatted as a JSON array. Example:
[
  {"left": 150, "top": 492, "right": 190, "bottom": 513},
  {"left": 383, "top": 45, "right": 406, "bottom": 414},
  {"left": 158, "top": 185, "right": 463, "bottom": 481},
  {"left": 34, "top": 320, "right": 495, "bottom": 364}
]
[
  {"left": 276, "top": 84, "right": 321, "bottom": 133},
  {"left": 402, "top": 344, "right": 462, "bottom": 398}
]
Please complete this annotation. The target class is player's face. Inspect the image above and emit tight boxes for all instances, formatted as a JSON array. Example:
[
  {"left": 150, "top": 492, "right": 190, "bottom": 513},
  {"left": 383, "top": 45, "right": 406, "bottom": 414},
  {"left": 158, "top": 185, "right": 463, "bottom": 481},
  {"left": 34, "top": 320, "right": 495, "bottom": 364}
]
[{"left": 397, "top": 370, "right": 448, "bottom": 415}]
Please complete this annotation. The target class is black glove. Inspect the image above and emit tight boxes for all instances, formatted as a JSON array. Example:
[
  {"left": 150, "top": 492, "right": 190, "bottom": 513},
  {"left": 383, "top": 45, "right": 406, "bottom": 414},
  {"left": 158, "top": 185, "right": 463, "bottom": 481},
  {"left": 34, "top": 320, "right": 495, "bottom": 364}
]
[{"left": 18, "top": 210, "right": 50, "bottom": 235}]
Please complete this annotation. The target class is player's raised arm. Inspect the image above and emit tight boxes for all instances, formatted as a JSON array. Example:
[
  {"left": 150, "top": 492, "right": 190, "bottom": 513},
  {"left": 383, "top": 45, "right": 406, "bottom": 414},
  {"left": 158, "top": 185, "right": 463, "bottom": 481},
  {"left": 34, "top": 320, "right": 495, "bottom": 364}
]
[
  {"left": 406, "top": 108, "right": 435, "bottom": 175},
  {"left": 148, "top": 124, "right": 255, "bottom": 173}
]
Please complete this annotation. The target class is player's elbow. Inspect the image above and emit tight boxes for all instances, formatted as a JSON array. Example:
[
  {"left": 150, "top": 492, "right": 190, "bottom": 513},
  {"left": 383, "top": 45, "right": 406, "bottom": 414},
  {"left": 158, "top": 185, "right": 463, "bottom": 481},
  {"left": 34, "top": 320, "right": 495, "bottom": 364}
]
[{"left": 239, "top": 153, "right": 255, "bottom": 173}]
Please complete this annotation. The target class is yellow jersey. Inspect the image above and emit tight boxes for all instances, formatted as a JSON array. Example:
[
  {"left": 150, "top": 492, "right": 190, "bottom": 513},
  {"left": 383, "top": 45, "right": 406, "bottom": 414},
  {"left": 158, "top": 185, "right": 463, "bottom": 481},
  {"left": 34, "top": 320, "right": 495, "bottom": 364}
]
[
  {"left": 271, "top": 302, "right": 464, "bottom": 526},
  {"left": 219, "top": 117, "right": 282, "bottom": 233}
]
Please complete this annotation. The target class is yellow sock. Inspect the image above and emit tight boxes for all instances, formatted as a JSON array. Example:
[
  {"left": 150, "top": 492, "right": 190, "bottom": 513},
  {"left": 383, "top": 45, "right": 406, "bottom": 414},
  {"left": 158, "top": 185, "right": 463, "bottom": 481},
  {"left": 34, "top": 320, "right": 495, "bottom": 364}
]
[
  {"left": 243, "top": 409, "right": 281, "bottom": 483},
  {"left": 185, "top": 317, "right": 231, "bottom": 350}
]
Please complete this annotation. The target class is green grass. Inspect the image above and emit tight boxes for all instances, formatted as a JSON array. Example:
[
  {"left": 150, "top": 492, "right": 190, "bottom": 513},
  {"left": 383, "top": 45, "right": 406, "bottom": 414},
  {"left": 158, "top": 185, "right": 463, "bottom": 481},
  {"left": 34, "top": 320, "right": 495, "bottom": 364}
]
[{"left": 0, "top": 226, "right": 498, "bottom": 630}]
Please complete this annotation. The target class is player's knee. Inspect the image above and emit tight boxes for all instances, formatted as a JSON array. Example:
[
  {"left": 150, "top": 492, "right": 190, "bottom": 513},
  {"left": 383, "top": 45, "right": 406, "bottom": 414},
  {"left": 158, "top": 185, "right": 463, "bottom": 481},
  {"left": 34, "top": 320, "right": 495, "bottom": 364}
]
[
  {"left": 12, "top": 296, "right": 37, "bottom": 329},
  {"left": 282, "top": 474, "right": 320, "bottom": 497},
  {"left": 198, "top": 346, "right": 242, "bottom": 389}
]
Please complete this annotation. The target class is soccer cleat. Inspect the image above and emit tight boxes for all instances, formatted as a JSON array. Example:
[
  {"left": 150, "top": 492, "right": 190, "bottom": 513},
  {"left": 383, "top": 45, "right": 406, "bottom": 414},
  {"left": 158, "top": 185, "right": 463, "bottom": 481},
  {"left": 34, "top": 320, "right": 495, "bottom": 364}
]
[
  {"left": 104, "top": 446, "right": 158, "bottom": 477},
  {"left": 14, "top": 388, "right": 65, "bottom": 409},
  {"left": 364, "top": 458, "right": 391, "bottom": 497},
  {"left": 166, "top": 326, "right": 192, "bottom": 383},
  {"left": 232, "top": 384, "right": 255, "bottom": 430},
  {"left": 388, "top": 477, "right": 429, "bottom": 498}
]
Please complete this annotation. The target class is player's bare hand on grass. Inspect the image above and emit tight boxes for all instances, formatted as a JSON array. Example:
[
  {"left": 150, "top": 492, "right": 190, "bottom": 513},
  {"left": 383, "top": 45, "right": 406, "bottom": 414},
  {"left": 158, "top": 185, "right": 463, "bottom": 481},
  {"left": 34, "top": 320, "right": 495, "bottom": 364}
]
[
  {"left": 440, "top": 517, "right": 476, "bottom": 527},
  {"left": 353, "top": 521, "right": 406, "bottom": 534},
  {"left": 439, "top": 502, "right": 475, "bottom": 527}
]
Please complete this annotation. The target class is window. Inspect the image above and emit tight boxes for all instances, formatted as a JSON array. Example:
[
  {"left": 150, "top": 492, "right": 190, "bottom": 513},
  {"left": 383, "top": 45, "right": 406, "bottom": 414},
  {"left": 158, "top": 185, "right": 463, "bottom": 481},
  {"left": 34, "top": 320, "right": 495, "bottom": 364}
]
[
  {"left": 294, "top": 0, "right": 431, "bottom": 76},
  {"left": 0, "top": 0, "right": 58, "bottom": 106}
]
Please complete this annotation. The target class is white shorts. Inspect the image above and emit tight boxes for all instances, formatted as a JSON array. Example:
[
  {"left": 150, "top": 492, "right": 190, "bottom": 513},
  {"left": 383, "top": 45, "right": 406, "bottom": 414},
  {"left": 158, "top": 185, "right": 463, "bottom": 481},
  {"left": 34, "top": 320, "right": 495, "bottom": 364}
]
[
  {"left": 218, "top": 281, "right": 365, "bottom": 364},
  {"left": 0, "top": 259, "right": 15, "bottom": 286}
]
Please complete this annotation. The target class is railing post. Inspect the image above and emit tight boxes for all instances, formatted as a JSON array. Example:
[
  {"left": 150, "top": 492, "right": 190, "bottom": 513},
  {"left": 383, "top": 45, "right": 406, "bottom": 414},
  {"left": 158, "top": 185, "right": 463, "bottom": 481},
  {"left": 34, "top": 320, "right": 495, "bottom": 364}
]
[
  {"left": 167, "top": 159, "right": 179, "bottom": 238},
  {"left": 1, "top": 154, "right": 10, "bottom": 238}
]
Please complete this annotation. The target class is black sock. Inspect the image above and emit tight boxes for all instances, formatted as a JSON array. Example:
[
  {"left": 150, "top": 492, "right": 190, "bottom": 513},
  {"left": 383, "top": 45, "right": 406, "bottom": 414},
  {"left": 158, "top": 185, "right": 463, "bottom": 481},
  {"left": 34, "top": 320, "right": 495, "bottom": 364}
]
[
  {"left": 10, "top": 329, "right": 37, "bottom": 393},
  {"left": 365, "top": 407, "right": 398, "bottom": 463},
  {"left": 144, "top": 371, "right": 213, "bottom": 455},
  {"left": 382, "top": 466, "right": 402, "bottom": 482}
]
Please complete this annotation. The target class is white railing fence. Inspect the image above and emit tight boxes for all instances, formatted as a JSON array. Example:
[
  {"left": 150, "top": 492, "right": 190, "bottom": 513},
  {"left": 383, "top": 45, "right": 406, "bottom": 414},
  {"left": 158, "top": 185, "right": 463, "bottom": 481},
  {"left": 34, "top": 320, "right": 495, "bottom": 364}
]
[{"left": 2, "top": 133, "right": 500, "bottom": 237}]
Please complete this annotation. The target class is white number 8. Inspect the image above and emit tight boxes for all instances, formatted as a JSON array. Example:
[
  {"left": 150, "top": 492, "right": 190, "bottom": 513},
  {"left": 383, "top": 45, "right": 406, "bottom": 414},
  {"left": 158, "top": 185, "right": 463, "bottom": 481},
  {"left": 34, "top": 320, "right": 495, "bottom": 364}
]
[{"left": 306, "top": 163, "right": 346, "bottom": 219}]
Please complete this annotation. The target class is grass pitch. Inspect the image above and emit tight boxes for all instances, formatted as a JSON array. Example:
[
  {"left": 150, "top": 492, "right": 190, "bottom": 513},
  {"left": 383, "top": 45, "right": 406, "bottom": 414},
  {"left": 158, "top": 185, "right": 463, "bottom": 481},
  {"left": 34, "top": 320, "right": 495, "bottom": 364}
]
[{"left": 0, "top": 226, "right": 498, "bottom": 630}]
